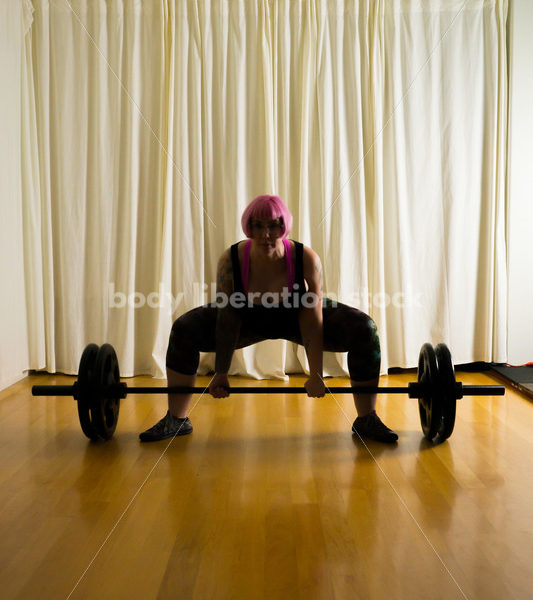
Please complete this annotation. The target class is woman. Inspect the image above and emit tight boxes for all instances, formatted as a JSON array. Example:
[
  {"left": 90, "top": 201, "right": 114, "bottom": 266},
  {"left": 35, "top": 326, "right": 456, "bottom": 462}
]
[{"left": 140, "top": 195, "right": 398, "bottom": 443}]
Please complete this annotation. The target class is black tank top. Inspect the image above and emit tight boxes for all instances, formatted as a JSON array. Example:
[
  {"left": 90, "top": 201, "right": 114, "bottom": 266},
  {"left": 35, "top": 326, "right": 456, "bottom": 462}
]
[{"left": 229, "top": 239, "right": 306, "bottom": 314}]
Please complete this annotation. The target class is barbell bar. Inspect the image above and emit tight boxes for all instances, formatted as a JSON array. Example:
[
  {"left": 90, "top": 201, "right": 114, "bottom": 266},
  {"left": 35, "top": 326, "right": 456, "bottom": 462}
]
[
  {"left": 31, "top": 383, "right": 502, "bottom": 398},
  {"left": 31, "top": 342, "right": 505, "bottom": 444}
]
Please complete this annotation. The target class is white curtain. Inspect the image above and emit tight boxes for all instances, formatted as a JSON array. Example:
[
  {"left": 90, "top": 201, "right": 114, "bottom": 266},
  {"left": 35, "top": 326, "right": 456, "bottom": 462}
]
[
  {"left": 19, "top": 0, "right": 508, "bottom": 380},
  {"left": 0, "top": 0, "right": 34, "bottom": 390}
]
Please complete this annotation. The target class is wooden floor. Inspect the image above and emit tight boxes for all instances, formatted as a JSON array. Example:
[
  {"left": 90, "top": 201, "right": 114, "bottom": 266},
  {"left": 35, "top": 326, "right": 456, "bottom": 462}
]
[{"left": 1, "top": 371, "right": 532, "bottom": 600}]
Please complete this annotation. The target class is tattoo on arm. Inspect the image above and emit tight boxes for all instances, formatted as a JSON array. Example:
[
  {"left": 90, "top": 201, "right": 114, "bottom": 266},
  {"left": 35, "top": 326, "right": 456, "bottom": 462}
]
[
  {"left": 216, "top": 250, "right": 234, "bottom": 295},
  {"left": 215, "top": 249, "right": 240, "bottom": 373}
]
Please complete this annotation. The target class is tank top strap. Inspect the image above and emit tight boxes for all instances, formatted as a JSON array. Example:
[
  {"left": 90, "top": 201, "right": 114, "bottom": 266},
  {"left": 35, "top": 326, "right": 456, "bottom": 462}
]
[
  {"left": 283, "top": 238, "right": 295, "bottom": 291},
  {"left": 230, "top": 242, "right": 245, "bottom": 294},
  {"left": 293, "top": 241, "right": 306, "bottom": 292},
  {"left": 241, "top": 239, "right": 252, "bottom": 295}
]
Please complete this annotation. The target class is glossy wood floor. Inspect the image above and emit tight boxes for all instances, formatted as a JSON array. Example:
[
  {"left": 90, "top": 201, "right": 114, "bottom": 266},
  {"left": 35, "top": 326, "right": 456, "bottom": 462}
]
[{"left": 1, "top": 371, "right": 532, "bottom": 600}]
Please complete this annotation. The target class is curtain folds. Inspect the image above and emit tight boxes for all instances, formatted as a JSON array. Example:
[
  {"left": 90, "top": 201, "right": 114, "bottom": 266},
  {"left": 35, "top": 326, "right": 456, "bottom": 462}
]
[{"left": 21, "top": 0, "right": 509, "bottom": 379}]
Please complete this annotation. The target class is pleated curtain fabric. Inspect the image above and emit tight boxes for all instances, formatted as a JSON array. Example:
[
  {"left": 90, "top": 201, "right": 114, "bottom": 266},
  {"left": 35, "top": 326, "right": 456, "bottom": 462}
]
[{"left": 19, "top": 0, "right": 508, "bottom": 379}]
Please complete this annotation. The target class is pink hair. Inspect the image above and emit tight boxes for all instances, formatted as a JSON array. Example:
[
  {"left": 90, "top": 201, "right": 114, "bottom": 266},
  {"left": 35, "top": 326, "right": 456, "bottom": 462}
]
[{"left": 241, "top": 195, "right": 293, "bottom": 238}]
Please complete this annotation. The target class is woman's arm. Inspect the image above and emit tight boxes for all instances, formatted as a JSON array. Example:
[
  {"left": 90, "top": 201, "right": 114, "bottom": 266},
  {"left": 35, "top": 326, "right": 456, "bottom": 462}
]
[
  {"left": 210, "top": 249, "right": 242, "bottom": 397},
  {"left": 298, "top": 246, "right": 325, "bottom": 397}
]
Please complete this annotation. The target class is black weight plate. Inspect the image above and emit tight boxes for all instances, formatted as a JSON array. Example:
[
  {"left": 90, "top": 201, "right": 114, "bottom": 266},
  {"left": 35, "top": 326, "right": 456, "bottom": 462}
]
[
  {"left": 77, "top": 343, "right": 102, "bottom": 441},
  {"left": 92, "top": 344, "right": 121, "bottom": 440},
  {"left": 434, "top": 343, "right": 457, "bottom": 443},
  {"left": 417, "top": 343, "right": 443, "bottom": 441}
]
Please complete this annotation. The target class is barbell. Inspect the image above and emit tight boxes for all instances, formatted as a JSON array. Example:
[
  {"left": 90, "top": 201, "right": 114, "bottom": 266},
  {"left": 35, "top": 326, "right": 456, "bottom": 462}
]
[{"left": 31, "top": 342, "right": 505, "bottom": 444}]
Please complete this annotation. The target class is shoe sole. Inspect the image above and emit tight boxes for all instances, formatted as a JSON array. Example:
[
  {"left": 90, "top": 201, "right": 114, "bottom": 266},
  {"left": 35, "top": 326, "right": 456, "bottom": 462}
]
[
  {"left": 351, "top": 429, "right": 398, "bottom": 443},
  {"left": 139, "top": 427, "right": 193, "bottom": 442}
]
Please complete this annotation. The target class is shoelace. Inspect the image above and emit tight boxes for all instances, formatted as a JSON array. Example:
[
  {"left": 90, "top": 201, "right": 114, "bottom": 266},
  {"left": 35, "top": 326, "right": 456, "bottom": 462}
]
[
  {"left": 371, "top": 417, "right": 392, "bottom": 434},
  {"left": 151, "top": 413, "right": 175, "bottom": 433},
  {"left": 356, "top": 413, "right": 389, "bottom": 433}
]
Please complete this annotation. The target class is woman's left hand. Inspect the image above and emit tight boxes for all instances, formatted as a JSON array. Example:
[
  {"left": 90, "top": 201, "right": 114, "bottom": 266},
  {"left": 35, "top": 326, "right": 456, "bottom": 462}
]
[{"left": 304, "top": 375, "right": 325, "bottom": 398}]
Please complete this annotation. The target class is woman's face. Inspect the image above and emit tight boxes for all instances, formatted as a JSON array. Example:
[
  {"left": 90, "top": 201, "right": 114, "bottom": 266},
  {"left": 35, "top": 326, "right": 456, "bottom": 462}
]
[{"left": 250, "top": 218, "right": 283, "bottom": 252}]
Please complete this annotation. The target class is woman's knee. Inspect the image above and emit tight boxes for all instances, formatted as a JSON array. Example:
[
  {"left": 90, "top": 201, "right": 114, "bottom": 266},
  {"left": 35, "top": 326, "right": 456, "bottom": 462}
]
[
  {"left": 347, "top": 313, "right": 381, "bottom": 381},
  {"left": 165, "top": 313, "right": 200, "bottom": 375}
]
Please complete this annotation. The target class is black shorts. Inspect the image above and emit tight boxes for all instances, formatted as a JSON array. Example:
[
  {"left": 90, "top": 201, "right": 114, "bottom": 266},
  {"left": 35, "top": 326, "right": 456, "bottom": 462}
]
[{"left": 166, "top": 298, "right": 381, "bottom": 382}]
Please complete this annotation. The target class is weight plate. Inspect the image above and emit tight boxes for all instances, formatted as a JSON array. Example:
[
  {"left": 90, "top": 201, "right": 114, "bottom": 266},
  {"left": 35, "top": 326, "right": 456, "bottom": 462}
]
[
  {"left": 76, "top": 343, "right": 102, "bottom": 441},
  {"left": 92, "top": 344, "right": 121, "bottom": 440},
  {"left": 434, "top": 343, "right": 457, "bottom": 443},
  {"left": 417, "top": 343, "right": 443, "bottom": 441}
]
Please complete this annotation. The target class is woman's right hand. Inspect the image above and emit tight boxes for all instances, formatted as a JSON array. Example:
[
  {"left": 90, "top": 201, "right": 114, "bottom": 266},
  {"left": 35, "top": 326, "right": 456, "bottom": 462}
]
[{"left": 209, "top": 372, "right": 230, "bottom": 398}]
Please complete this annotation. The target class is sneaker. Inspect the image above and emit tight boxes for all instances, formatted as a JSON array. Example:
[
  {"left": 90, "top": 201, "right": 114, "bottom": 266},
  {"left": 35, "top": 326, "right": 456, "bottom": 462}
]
[
  {"left": 351, "top": 412, "right": 398, "bottom": 443},
  {"left": 139, "top": 411, "right": 193, "bottom": 442}
]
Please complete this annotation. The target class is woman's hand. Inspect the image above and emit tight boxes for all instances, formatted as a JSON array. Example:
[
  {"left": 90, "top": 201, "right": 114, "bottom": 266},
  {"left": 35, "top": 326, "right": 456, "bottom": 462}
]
[
  {"left": 209, "top": 372, "right": 230, "bottom": 398},
  {"left": 304, "top": 375, "right": 325, "bottom": 398}
]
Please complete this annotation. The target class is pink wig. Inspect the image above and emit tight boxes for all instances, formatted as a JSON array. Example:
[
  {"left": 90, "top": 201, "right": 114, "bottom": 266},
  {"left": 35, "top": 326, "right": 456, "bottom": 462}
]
[{"left": 241, "top": 195, "right": 293, "bottom": 238}]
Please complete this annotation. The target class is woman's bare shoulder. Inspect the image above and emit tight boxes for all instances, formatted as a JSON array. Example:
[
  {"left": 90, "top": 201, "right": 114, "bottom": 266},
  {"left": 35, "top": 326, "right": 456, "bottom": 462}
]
[
  {"left": 300, "top": 243, "right": 321, "bottom": 264},
  {"left": 300, "top": 244, "right": 322, "bottom": 282},
  {"left": 218, "top": 241, "right": 246, "bottom": 264}
]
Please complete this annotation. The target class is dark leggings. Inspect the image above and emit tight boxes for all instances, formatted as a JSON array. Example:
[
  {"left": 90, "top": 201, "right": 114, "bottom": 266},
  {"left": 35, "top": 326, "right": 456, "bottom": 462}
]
[{"left": 166, "top": 299, "right": 380, "bottom": 381}]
